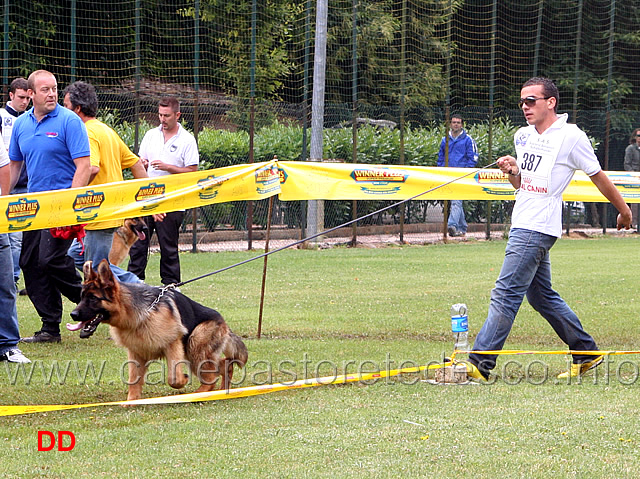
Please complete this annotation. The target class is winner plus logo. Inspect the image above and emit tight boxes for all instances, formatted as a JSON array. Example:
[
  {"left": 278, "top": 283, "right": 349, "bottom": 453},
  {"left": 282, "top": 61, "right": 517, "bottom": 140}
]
[
  {"left": 6, "top": 197, "right": 39, "bottom": 231},
  {"left": 197, "top": 175, "right": 227, "bottom": 201},
  {"left": 135, "top": 182, "right": 166, "bottom": 211},
  {"left": 255, "top": 165, "right": 280, "bottom": 195},
  {"left": 350, "top": 168, "right": 407, "bottom": 195},
  {"left": 73, "top": 190, "right": 105, "bottom": 222},
  {"left": 475, "top": 170, "right": 516, "bottom": 197}
]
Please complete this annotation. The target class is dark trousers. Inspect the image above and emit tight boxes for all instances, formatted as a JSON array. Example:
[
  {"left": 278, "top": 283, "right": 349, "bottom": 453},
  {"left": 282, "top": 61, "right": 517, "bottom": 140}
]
[
  {"left": 20, "top": 229, "right": 82, "bottom": 334},
  {"left": 128, "top": 211, "right": 184, "bottom": 285}
]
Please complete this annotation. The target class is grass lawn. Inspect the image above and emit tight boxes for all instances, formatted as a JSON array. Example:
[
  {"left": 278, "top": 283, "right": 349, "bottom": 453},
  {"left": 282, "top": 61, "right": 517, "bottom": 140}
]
[{"left": 2, "top": 235, "right": 640, "bottom": 478}]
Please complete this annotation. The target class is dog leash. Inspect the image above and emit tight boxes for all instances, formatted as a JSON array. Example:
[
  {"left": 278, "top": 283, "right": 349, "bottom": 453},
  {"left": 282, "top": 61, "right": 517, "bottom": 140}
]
[
  {"left": 165, "top": 161, "right": 500, "bottom": 290},
  {"left": 146, "top": 284, "right": 178, "bottom": 313}
]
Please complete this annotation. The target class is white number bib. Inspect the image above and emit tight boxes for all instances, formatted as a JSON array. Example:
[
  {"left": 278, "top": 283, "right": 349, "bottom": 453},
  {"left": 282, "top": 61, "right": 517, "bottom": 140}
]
[{"left": 514, "top": 131, "right": 563, "bottom": 197}]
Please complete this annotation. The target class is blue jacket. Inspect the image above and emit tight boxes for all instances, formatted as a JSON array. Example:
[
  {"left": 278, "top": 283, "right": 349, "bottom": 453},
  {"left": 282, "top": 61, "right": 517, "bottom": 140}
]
[{"left": 437, "top": 130, "right": 478, "bottom": 167}]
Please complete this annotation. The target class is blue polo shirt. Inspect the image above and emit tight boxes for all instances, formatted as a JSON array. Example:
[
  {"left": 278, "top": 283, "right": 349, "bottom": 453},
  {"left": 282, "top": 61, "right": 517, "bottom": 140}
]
[{"left": 9, "top": 103, "right": 90, "bottom": 193}]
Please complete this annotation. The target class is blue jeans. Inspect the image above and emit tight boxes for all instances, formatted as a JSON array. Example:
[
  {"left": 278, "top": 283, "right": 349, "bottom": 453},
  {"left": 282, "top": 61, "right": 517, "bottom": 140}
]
[
  {"left": 68, "top": 228, "right": 142, "bottom": 284},
  {"left": 469, "top": 228, "right": 598, "bottom": 375},
  {"left": 8, "top": 231, "right": 22, "bottom": 283},
  {"left": 8, "top": 186, "right": 28, "bottom": 284},
  {"left": 0, "top": 233, "right": 20, "bottom": 354},
  {"left": 448, "top": 200, "right": 467, "bottom": 234}
]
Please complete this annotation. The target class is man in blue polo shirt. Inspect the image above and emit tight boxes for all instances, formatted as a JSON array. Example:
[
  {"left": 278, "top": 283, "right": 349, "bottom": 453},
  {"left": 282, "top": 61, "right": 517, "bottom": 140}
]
[{"left": 9, "top": 70, "right": 91, "bottom": 343}]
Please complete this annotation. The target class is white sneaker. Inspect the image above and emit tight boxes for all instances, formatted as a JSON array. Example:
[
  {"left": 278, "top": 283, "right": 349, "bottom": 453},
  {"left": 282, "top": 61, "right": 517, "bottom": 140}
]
[{"left": 0, "top": 348, "right": 31, "bottom": 363}]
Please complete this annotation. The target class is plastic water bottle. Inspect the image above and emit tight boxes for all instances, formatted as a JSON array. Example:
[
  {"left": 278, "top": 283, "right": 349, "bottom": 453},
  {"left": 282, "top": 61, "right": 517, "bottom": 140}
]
[{"left": 451, "top": 303, "right": 469, "bottom": 351}]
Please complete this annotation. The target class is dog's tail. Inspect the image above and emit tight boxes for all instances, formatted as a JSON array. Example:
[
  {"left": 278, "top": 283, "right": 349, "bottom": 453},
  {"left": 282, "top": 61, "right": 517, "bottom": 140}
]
[{"left": 224, "top": 331, "right": 248, "bottom": 368}]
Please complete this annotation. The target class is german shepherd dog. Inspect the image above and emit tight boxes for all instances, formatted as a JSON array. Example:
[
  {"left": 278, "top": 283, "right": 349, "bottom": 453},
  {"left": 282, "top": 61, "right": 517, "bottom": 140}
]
[
  {"left": 108, "top": 217, "right": 148, "bottom": 266},
  {"left": 68, "top": 259, "right": 248, "bottom": 400}
]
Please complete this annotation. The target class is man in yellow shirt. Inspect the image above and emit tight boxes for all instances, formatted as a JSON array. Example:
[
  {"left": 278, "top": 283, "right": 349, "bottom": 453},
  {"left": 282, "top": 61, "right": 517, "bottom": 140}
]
[{"left": 63, "top": 81, "right": 148, "bottom": 282}]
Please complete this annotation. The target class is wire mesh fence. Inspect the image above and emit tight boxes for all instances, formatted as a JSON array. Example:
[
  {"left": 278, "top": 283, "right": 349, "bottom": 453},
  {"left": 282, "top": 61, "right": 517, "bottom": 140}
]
[{"left": 3, "top": 0, "right": 639, "bottom": 247}]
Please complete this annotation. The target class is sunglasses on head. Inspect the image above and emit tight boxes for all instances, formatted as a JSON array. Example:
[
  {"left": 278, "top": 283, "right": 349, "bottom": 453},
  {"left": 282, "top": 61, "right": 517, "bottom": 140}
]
[{"left": 518, "top": 96, "right": 551, "bottom": 108}]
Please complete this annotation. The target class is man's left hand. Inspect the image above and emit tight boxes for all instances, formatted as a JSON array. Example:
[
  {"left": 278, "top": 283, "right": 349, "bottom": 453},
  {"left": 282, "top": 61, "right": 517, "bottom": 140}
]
[{"left": 150, "top": 159, "right": 170, "bottom": 172}]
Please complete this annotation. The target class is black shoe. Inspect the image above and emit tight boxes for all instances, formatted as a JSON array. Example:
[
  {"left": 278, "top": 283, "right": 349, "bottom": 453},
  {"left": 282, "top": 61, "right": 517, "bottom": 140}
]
[
  {"left": 20, "top": 331, "right": 61, "bottom": 343},
  {"left": 447, "top": 226, "right": 456, "bottom": 236},
  {"left": 18, "top": 288, "right": 28, "bottom": 296}
]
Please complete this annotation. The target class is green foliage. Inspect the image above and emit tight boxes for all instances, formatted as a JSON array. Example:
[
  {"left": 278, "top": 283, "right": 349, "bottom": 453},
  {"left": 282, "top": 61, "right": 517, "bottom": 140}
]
[
  {"left": 190, "top": 0, "right": 296, "bottom": 99},
  {"left": 5, "top": 0, "right": 640, "bottom": 134},
  {"left": 223, "top": 99, "right": 280, "bottom": 133},
  {"left": 198, "top": 202, "right": 235, "bottom": 230},
  {"left": 191, "top": 120, "right": 520, "bottom": 230},
  {"left": 467, "top": 118, "right": 521, "bottom": 165},
  {"left": 96, "top": 113, "right": 522, "bottom": 230},
  {"left": 8, "top": 4, "right": 62, "bottom": 76},
  {"left": 254, "top": 121, "right": 306, "bottom": 162},
  {"left": 325, "top": 0, "right": 455, "bottom": 107},
  {"left": 98, "top": 112, "right": 153, "bottom": 152},
  {"left": 194, "top": 120, "right": 520, "bottom": 169},
  {"left": 197, "top": 128, "right": 250, "bottom": 169},
  {"left": 404, "top": 124, "right": 443, "bottom": 166}
]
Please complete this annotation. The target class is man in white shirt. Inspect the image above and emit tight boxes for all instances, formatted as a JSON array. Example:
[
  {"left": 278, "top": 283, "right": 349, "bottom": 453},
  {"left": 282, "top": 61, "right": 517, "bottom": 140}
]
[
  {"left": 127, "top": 97, "right": 199, "bottom": 286},
  {"left": 460, "top": 77, "right": 631, "bottom": 382}
]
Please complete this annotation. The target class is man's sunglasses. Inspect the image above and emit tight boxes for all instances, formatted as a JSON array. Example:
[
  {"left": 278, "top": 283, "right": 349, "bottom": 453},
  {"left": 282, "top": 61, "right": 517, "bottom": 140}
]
[{"left": 518, "top": 96, "right": 551, "bottom": 108}]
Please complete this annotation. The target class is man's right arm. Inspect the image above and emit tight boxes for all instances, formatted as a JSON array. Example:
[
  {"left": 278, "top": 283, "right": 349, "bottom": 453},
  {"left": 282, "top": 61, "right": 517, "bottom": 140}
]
[{"left": 130, "top": 159, "right": 148, "bottom": 179}]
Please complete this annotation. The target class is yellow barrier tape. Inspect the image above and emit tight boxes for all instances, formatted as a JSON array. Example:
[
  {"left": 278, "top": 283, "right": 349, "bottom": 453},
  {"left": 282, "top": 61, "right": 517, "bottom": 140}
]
[
  {"left": 278, "top": 163, "right": 512, "bottom": 201},
  {"left": 452, "top": 349, "right": 640, "bottom": 357},
  {"left": 4, "top": 350, "right": 640, "bottom": 417},
  {"left": 2, "top": 161, "right": 640, "bottom": 234},
  {"left": 0, "top": 361, "right": 451, "bottom": 418},
  {"left": 278, "top": 162, "right": 640, "bottom": 203},
  {"left": 0, "top": 161, "right": 280, "bottom": 234}
]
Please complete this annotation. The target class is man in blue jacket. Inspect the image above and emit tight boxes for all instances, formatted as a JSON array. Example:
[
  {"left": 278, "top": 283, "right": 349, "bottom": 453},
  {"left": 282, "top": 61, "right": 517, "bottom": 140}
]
[{"left": 437, "top": 114, "right": 478, "bottom": 236}]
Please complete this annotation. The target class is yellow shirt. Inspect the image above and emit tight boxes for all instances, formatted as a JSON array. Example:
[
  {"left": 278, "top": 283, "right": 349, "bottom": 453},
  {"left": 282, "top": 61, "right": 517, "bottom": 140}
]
[{"left": 86, "top": 118, "right": 140, "bottom": 230}]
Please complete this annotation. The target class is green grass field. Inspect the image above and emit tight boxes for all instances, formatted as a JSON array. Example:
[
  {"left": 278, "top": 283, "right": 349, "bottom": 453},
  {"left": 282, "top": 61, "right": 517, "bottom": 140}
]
[{"left": 2, "top": 235, "right": 640, "bottom": 478}]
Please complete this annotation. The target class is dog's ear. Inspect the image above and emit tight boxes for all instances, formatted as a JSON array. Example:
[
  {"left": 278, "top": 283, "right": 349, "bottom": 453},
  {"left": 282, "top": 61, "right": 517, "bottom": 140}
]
[
  {"left": 83, "top": 261, "right": 97, "bottom": 282},
  {"left": 96, "top": 259, "right": 117, "bottom": 288}
]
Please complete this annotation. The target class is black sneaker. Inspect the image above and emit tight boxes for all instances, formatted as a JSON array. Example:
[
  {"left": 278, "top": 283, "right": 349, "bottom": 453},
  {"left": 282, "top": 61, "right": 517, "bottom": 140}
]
[
  {"left": 18, "top": 288, "right": 28, "bottom": 296},
  {"left": 20, "top": 331, "right": 61, "bottom": 343}
]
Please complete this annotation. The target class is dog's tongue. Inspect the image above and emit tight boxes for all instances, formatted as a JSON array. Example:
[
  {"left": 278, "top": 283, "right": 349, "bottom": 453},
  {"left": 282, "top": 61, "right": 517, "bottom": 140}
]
[
  {"left": 137, "top": 230, "right": 146, "bottom": 241},
  {"left": 66, "top": 321, "right": 87, "bottom": 332}
]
